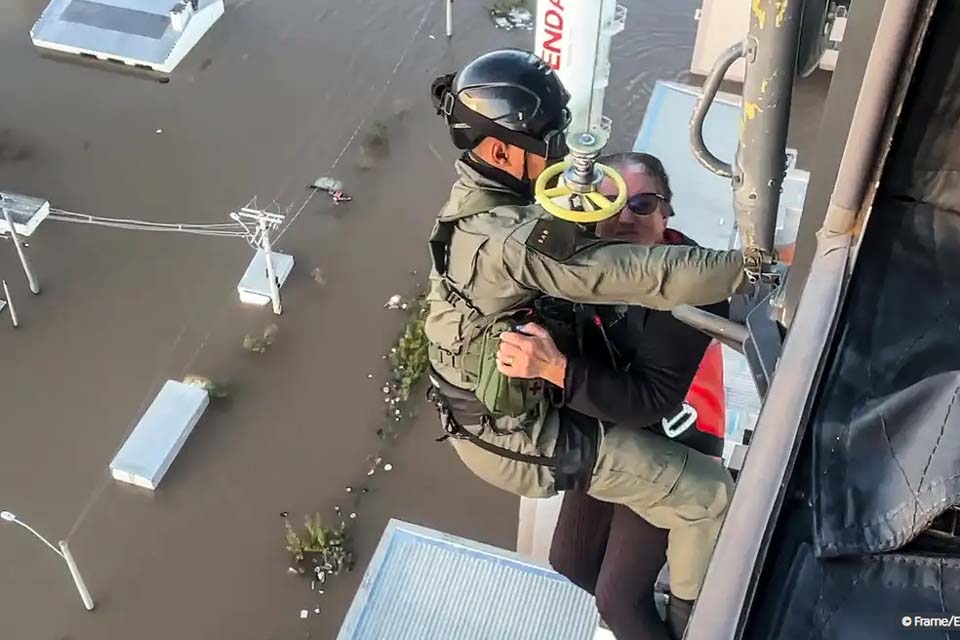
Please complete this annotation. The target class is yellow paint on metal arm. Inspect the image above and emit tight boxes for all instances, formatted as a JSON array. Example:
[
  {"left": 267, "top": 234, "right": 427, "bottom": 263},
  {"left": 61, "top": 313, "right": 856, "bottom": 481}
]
[
  {"left": 775, "top": 0, "right": 789, "bottom": 27},
  {"left": 752, "top": 0, "right": 766, "bottom": 29}
]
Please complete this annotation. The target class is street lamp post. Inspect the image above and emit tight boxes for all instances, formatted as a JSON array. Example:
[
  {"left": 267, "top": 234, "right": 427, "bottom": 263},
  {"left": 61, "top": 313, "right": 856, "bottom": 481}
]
[{"left": 1, "top": 510, "right": 95, "bottom": 611}]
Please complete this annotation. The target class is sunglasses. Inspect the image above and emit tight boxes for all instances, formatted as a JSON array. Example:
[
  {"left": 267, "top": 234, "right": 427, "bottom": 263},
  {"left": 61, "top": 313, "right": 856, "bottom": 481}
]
[{"left": 626, "top": 192, "right": 670, "bottom": 216}]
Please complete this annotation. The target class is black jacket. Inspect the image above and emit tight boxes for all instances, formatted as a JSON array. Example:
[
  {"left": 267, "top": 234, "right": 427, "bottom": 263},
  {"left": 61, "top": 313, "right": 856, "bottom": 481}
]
[{"left": 560, "top": 231, "right": 729, "bottom": 455}]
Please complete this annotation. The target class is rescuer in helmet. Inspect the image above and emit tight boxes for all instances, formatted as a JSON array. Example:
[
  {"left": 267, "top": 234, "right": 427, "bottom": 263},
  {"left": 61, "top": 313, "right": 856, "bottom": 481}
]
[{"left": 425, "top": 49, "right": 743, "bottom": 625}]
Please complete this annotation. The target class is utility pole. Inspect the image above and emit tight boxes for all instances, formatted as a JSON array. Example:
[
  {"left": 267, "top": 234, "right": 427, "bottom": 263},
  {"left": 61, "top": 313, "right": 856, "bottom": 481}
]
[
  {"left": 2, "top": 280, "right": 18, "bottom": 327},
  {"left": 1, "top": 198, "right": 41, "bottom": 294},
  {"left": 259, "top": 216, "right": 282, "bottom": 315},
  {"left": 231, "top": 204, "right": 286, "bottom": 316},
  {"left": 1, "top": 511, "right": 95, "bottom": 611}
]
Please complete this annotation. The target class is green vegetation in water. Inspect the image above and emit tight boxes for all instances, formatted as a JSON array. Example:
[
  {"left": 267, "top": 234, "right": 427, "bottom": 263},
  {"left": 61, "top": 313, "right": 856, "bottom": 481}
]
[
  {"left": 489, "top": 0, "right": 528, "bottom": 13},
  {"left": 243, "top": 323, "right": 279, "bottom": 353},
  {"left": 389, "top": 294, "right": 430, "bottom": 402},
  {"left": 181, "top": 374, "right": 231, "bottom": 399},
  {"left": 285, "top": 513, "right": 354, "bottom": 579},
  {"left": 377, "top": 293, "right": 430, "bottom": 438},
  {"left": 357, "top": 120, "right": 391, "bottom": 170},
  {"left": 363, "top": 121, "right": 389, "bottom": 149}
]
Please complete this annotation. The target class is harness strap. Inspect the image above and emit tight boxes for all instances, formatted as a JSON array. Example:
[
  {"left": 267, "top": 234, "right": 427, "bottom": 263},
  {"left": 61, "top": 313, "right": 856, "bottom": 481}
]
[
  {"left": 426, "top": 378, "right": 557, "bottom": 468},
  {"left": 429, "top": 342, "right": 460, "bottom": 368},
  {"left": 429, "top": 220, "right": 484, "bottom": 323},
  {"left": 444, "top": 417, "right": 557, "bottom": 467}
]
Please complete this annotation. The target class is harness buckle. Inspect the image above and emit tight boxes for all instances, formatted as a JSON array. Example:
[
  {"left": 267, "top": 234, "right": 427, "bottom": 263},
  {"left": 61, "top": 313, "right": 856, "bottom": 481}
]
[
  {"left": 441, "top": 91, "right": 456, "bottom": 118},
  {"left": 662, "top": 402, "right": 698, "bottom": 439}
]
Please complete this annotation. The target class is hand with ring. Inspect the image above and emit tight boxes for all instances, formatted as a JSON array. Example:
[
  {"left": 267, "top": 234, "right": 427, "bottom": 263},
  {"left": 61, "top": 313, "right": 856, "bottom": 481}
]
[{"left": 496, "top": 323, "right": 567, "bottom": 388}]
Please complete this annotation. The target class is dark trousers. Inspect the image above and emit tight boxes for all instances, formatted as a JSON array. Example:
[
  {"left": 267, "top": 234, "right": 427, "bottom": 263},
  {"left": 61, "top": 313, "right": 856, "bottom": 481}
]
[{"left": 549, "top": 491, "right": 671, "bottom": 640}]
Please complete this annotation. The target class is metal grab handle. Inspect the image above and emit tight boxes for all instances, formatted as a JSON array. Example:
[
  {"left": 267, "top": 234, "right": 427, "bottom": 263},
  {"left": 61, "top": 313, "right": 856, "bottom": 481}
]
[
  {"left": 671, "top": 304, "right": 747, "bottom": 353},
  {"left": 690, "top": 41, "right": 747, "bottom": 178}
]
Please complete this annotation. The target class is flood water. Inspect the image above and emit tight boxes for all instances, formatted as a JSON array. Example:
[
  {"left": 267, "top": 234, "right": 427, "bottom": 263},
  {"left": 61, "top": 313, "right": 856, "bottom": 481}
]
[{"left": 0, "top": 1, "right": 825, "bottom": 638}]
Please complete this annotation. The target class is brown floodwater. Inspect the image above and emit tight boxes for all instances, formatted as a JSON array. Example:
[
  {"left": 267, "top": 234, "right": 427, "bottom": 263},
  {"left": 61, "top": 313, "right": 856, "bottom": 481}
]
[{"left": 0, "top": 1, "right": 827, "bottom": 638}]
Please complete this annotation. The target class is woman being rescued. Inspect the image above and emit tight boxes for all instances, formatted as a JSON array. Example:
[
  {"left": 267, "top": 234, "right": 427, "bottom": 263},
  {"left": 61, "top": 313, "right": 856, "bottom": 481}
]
[{"left": 495, "top": 152, "right": 729, "bottom": 640}]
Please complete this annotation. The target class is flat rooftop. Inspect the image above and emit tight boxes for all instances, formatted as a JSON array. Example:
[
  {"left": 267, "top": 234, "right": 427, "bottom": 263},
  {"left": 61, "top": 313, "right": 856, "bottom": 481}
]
[
  {"left": 338, "top": 520, "right": 600, "bottom": 640},
  {"left": 30, "top": 0, "right": 224, "bottom": 72}
]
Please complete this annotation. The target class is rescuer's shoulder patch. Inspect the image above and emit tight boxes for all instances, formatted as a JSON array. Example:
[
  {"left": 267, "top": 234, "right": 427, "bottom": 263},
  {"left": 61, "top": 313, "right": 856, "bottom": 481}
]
[{"left": 524, "top": 218, "right": 603, "bottom": 262}]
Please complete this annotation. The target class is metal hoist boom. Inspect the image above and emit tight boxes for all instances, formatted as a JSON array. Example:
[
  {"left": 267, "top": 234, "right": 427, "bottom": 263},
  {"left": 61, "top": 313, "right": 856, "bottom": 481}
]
[{"left": 531, "top": 0, "right": 629, "bottom": 221}]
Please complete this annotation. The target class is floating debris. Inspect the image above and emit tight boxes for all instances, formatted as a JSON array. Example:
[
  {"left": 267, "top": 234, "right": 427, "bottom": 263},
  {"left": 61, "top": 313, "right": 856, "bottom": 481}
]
[
  {"left": 300, "top": 610, "right": 309, "bottom": 619},
  {"left": 244, "top": 323, "right": 280, "bottom": 353},
  {"left": 384, "top": 294, "right": 404, "bottom": 310},
  {"left": 490, "top": 1, "right": 534, "bottom": 30},
  {"left": 309, "top": 176, "right": 344, "bottom": 192},
  {"left": 367, "top": 373, "right": 374, "bottom": 379},
  {"left": 383, "top": 464, "right": 393, "bottom": 472},
  {"left": 309, "top": 177, "right": 352, "bottom": 204},
  {"left": 315, "top": 607, "right": 321, "bottom": 614},
  {"left": 310, "top": 268, "right": 327, "bottom": 286},
  {"left": 288, "top": 567, "right": 298, "bottom": 575},
  {"left": 280, "top": 511, "right": 289, "bottom": 518},
  {"left": 349, "top": 512, "right": 357, "bottom": 519},
  {"left": 155, "top": 128, "right": 163, "bottom": 134},
  {"left": 181, "top": 374, "right": 230, "bottom": 399},
  {"left": 285, "top": 513, "right": 354, "bottom": 582},
  {"left": 367, "top": 469, "right": 375, "bottom": 477},
  {"left": 243, "top": 335, "right": 269, "bottom": 353},
  {"left": 329, "top": 190, "right": 352, "bottom": 204},
  {"left": 345, "top": 486, "right": 353, "bottom": 494}
]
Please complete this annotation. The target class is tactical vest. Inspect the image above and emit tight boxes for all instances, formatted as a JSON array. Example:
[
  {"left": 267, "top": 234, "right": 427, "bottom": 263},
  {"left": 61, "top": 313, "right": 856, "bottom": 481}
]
[{"left": 427, "top": 189, "right": 545, "bottom": 418}]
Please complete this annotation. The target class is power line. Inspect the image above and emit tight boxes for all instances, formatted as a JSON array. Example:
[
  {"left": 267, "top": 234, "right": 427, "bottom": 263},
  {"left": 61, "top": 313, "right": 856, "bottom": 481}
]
[
  {"left": 274, "top": 0, "right": 440, "bottom": 242},
  {"left": 48, "top": 209, "right": 248, "bottom": 238}
]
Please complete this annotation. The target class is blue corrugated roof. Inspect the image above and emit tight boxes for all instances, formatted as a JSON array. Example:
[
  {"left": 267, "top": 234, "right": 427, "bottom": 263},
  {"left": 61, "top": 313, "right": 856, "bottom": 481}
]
[{"left": 338, "top": 520, "right": 600, "bottom": 640}]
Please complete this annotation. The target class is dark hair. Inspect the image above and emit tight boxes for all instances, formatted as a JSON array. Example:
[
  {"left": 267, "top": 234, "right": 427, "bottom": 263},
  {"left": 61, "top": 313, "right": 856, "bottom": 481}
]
[{"left": 600, "top": 152, "right": 673, "bottom": 202}]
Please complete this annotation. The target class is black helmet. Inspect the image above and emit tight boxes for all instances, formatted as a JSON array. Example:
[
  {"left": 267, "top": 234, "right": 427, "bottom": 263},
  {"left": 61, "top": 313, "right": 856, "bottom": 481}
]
[{"left": 431, "top": 49, "right": 571, "bottom": 159}]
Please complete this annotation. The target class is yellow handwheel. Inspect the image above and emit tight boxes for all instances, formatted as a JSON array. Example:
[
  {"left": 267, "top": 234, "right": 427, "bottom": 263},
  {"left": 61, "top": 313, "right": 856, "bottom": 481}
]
[{"left": 534, "top": 160, "right": 628, "bottom": 223}]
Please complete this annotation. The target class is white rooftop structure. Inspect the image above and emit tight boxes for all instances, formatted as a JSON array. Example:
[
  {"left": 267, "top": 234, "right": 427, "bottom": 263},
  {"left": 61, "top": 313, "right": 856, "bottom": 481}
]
[
  {"left": 0, "top": 191, "right": 50, "bottom": 238},
  {"left": 237, "top": 249, "right": 294, "bottom": 308},
  {"left": 338, "top": 520, "right": 603, "bottom": 640},
  {"left": 30, "top": 0, "right": 225, "bottom": 73},
  {"left": 109, "top": 380, "right": 209, "bottom": 490}
]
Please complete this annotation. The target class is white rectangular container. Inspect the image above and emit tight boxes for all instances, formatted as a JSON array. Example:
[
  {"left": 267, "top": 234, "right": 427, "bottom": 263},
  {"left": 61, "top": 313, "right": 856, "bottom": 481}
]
[{"left": 109, "top": 380, "right": 209, "bottom": 490}]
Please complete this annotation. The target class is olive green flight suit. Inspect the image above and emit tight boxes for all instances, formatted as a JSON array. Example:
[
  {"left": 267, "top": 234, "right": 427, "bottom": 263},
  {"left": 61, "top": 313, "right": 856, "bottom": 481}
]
[{"left": 426, "top": 160, "right": 742, "bottom": 600}]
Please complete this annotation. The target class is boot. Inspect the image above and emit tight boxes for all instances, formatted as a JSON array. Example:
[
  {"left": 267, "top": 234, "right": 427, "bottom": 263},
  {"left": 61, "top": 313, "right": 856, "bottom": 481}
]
[{"left": 667, "top": 595, "right": 695, "bottom": 640}]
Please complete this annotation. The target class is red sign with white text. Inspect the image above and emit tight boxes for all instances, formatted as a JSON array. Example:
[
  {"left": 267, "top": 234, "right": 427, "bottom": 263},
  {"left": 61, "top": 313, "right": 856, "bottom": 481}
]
[{"left": 539, "top": 0, "right": 565, "bottom": 70}]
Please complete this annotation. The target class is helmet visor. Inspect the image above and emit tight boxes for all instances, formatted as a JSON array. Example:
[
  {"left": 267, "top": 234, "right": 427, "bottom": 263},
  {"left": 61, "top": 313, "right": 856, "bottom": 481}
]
[{"left": 456, "top": 82, "right": 570, "bottom": 157}]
